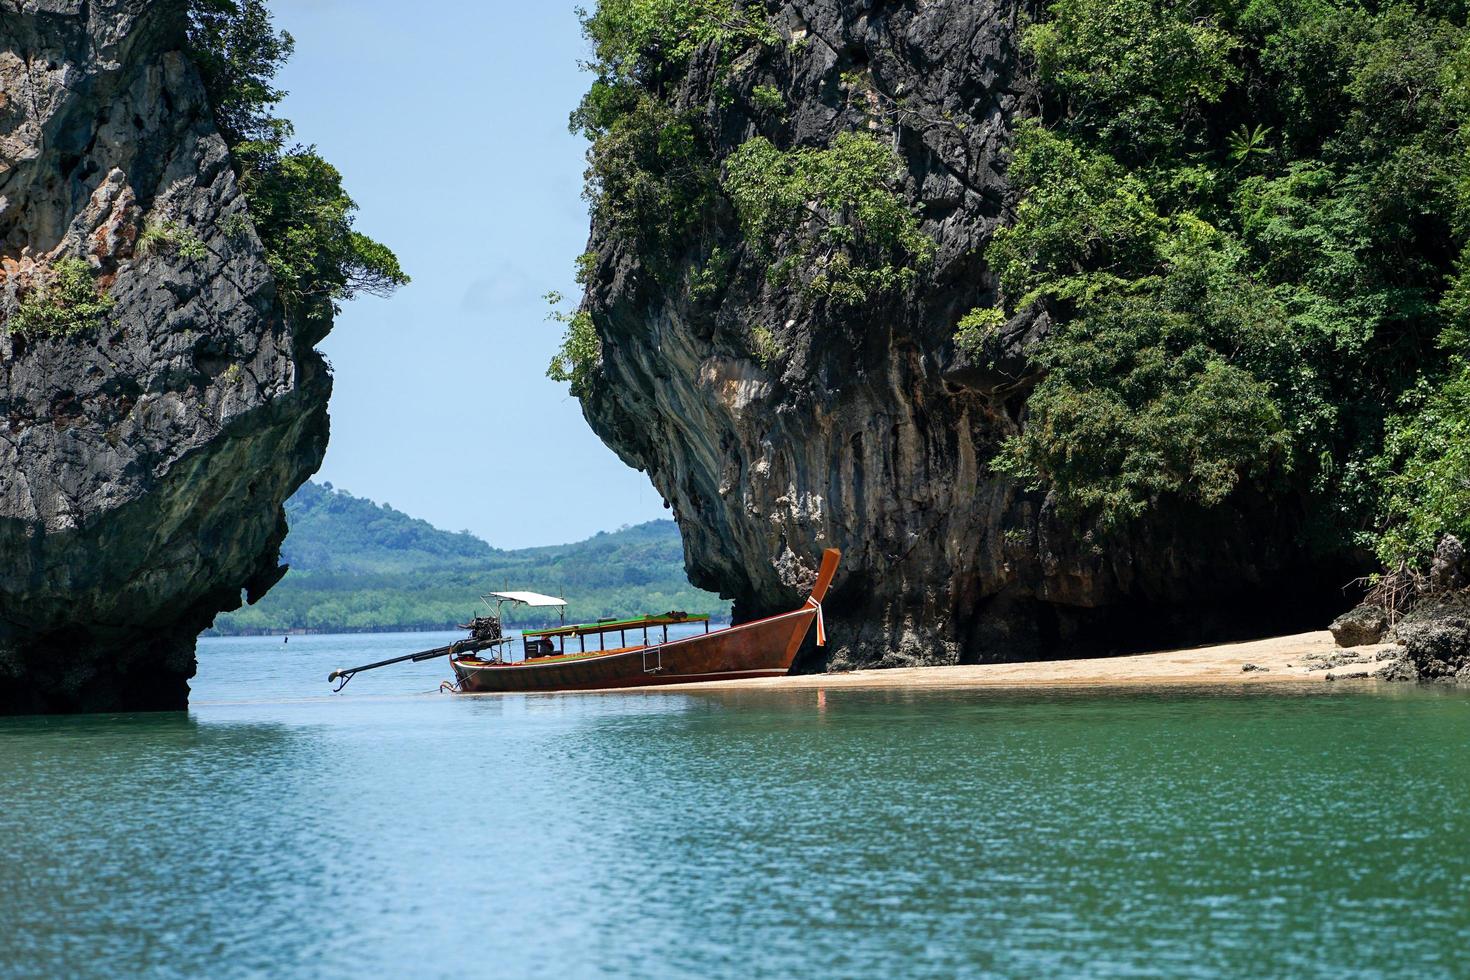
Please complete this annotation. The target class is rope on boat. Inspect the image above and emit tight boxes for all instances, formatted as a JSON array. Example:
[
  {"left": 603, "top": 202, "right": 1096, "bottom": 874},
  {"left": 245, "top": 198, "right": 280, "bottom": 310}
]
[{"left": 806, "top": 596, "right": 826, "bottom": 646}]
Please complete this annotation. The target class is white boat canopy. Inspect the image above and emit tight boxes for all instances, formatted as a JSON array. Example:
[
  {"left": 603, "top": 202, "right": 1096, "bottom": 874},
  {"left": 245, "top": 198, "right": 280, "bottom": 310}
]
[{"left": 483, "top": 591, "right": 567, "bottom": 607}]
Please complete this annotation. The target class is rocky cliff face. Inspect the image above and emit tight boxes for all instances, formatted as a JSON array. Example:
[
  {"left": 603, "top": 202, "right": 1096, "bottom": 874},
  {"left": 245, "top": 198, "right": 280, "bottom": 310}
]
[
  {"left": 577, "top": 0, "right": 1345, "bottom": 670},
  {"left": 0, "top": 0, "right": 328, "bottom": 712}
]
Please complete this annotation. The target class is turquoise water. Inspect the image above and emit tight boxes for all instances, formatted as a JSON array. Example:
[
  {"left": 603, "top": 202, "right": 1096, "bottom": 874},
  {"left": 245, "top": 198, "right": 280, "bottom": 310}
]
[{"left": 3, "top": 632, "right": 1469, "bottom": 977}]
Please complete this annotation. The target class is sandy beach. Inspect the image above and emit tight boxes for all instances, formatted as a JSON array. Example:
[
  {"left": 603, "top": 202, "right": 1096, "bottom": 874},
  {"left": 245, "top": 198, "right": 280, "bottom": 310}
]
[{"left": 634, "top": 631, "right": 1401, "bottom": 694}]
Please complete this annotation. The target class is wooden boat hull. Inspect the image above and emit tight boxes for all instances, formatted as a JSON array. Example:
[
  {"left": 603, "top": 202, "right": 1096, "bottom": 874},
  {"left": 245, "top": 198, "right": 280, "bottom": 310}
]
[{"left": 450, "top": 606, "right": 817, "bottom": 694}]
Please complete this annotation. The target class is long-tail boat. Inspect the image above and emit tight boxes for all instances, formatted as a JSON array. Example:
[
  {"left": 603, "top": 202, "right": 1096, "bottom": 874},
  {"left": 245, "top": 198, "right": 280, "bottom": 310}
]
[{"left": 327, "top": 549, "right": 840, "bottom": 694}]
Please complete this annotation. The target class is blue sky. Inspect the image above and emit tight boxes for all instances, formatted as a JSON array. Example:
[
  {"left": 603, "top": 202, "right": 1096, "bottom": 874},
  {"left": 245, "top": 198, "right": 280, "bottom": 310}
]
[{"left": 264, "top": 1, "right": 668, "bottom": 548}]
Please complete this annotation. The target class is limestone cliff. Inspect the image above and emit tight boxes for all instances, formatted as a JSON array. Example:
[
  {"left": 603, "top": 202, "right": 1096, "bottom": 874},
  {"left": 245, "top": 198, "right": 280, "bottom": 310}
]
[
  {"left": 575, "top": 0, "right": 1346, "bottom": 669},
  {"left": 0, "top": 0, "right": 327, "bottom": 712}
]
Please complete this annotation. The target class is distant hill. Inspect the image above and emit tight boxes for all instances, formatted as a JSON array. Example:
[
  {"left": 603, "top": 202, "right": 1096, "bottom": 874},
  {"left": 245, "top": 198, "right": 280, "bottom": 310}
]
[{"left": 208, "top": 482, "right": 728, "bottom": 635}]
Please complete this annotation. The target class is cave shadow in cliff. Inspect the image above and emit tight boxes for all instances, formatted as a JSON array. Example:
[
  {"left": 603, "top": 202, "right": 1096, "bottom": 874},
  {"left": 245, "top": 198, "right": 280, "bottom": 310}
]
[{"left": 958, "top": 556, "right": 1367, "bottom": 664}]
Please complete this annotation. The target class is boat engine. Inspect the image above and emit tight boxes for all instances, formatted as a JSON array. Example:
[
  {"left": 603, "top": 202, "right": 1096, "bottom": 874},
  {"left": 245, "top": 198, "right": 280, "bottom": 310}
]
[{"left": 460, "top": 616, "right": 502, "bottom": 642}]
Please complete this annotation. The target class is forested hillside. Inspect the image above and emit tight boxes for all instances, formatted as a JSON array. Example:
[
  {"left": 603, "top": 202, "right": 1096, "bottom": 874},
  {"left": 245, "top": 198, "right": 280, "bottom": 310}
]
[{"left": 209, "top": 483, "right": 728, "bottom": 634}]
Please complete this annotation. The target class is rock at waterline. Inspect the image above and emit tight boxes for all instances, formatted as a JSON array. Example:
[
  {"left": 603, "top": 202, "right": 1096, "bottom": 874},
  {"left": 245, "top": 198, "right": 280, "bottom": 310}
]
[
  {"left": 571, "top": 0, "right": 1358, "bottom": 671},
  {"left": 1391, "top": 616, "right": 1470, "bottom": 681},
  {"left": 0, "top": 4, "right": 329, "bottom": 713}
]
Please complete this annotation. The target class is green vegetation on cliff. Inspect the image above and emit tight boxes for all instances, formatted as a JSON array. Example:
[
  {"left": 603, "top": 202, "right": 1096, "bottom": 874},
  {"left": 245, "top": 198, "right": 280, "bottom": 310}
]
[
  {"left": 186, "top": 0, "right": 408, "bottom": 324},
  {"left": 209, "top": 483, "right": 728, "bottom": 634},
  {"left": 568, "top": 0, "right": 771, "bottom": 276},
  {"left": 724, "top": 132, "right": 935, "bottom": 304},
  {"left": 544, "top": 292, "right": 601, "bottom": 397},
  {"left": 552, "top": 0, "right": 932, "bottom": 386},
  {"left": 9, "top": 258, "right": 113, "bottom": 338},
  {"left": 554, "top": 1, "right": 754, "bottom": 383},
  {"left": 986, "top": 0, "right": 1470, "bottom": 566}
]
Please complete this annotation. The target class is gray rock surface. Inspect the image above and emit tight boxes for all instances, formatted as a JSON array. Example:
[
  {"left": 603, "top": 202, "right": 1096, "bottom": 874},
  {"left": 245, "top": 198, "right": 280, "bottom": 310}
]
[
  {"left": 0, "top": 1, "right": 329, "bottom": 712},
  {"left": 1430, "top": 534, "right": 1466, "bottom": 592},
  {"left": 1379, "top": 594, "right": 1470, "bottom": 681},
  {"left": 575, "top": 0, "right": 1349, "bottom": 669},
  {"left": 1392, "top": 617, "right": 1470, "bottom": 681},
  {"left": 1306, "top": 650, "right": 1369, "bottom": 671},
  {"left": 1373, "top": 653, "right": 1417, "bottom": 682},
  {"left": 1329, "top": 604, "right": 1388, "bottom": 647}
]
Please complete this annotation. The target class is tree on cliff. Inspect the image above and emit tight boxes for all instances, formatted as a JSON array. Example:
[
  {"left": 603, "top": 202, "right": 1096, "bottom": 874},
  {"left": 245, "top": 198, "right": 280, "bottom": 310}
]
[
  {"left": 185, "top": 0, "right": 409, "bottom": 325},
  {"left": 980, "top": 0, "right": 1470, "bottom": 571}
]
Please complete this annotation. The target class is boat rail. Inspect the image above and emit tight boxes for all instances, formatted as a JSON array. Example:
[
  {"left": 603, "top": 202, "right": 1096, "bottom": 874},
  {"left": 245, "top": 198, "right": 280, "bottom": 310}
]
[{"left": 521, "top": 612, "right": 711, "bottom": 656}]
